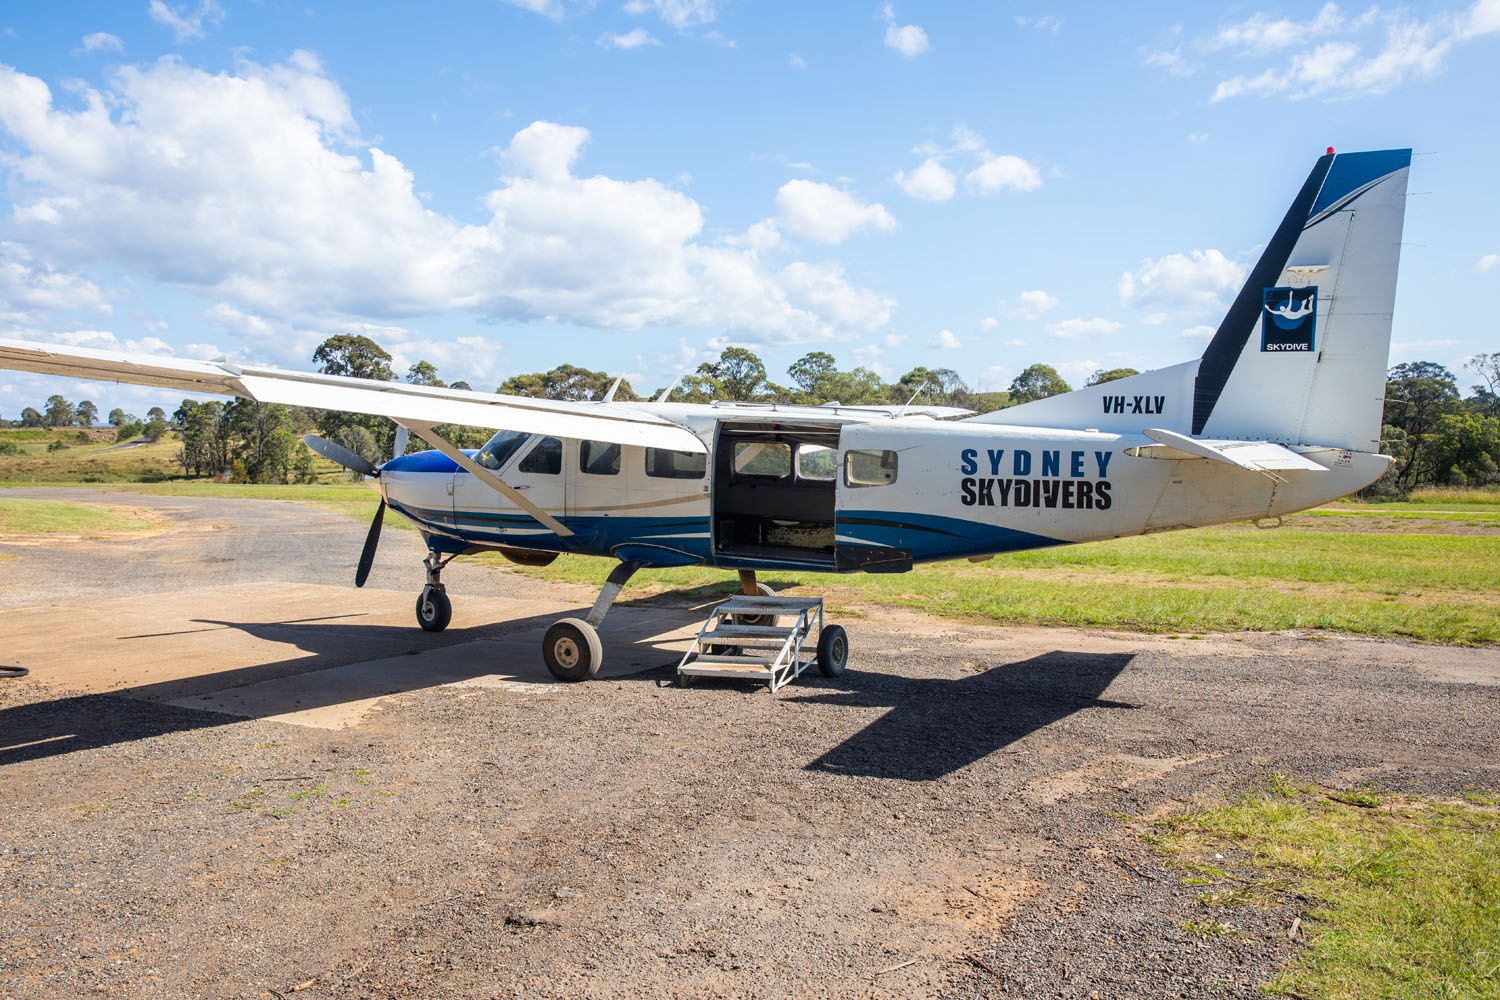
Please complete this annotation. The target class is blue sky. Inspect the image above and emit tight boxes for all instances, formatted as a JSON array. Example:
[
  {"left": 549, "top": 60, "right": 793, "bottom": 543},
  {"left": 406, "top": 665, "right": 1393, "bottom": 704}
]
[{"left": 1, "top": 0, "right": 1497, "bottom": 415}]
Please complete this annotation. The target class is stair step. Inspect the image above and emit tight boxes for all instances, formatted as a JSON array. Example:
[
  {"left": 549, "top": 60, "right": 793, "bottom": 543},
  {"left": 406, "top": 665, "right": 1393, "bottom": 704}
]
[
  {"left": 678, "top": 663, "right": 775, "bottom": 680},
  {"left": 706, "top": 623, "right": 797, "bottom": 638},
  {"left": 718, "top": 595, "right": 822, "bottom": 612},
  {"left": 691, "top": 653, "right": 774, "bottom": 665},
  {"left": 701, "top": 635, "right": 790, "bottom": 649}
]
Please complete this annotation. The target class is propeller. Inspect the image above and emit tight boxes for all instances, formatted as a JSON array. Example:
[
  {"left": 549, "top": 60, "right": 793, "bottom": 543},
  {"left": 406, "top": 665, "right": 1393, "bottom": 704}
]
[
  {"left": 303, "top": 435, "right": 385, "bottom": 587},
  {"left": 354, "top": 499, "right": 386, "bottom": 588},
  {"left": 304, "top": 434, "right": 379, "bottom": 478}
]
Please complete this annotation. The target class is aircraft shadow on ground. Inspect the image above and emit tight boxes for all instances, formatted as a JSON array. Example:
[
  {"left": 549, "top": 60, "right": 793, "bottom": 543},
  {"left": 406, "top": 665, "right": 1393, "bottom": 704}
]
[
  {"left": 791, "top": 651, "right": 1138, "bottom": 781},
  {"left": 0, "top": 595, "right": 711, "bottom": 767}
]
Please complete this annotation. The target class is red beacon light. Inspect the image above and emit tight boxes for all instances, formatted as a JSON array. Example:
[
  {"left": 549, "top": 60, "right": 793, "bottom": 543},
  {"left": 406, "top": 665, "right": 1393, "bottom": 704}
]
[{"left": 1326, "top": 146, "right": 1335, "bottom": 154}]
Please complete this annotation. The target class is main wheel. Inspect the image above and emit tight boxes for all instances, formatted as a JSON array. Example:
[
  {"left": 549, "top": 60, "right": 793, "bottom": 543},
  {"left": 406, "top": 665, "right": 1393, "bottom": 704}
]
[
  {"left": 543, "top": 618, "right": 603, "bottom": 683},
  {"left": 415, "top": 587, "right": 452, "bottom": 632},
  {"left": 735, "top": 582, "right": 779, "bottom": 628},
  {"left": 816, "top": 624, "right": 848, "bottom": 677}
]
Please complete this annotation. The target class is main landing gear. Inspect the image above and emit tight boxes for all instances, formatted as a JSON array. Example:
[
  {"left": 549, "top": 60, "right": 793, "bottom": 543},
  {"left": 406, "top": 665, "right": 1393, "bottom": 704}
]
[{"left": 541, "top": 560, "right": 641, "bottom": 683}]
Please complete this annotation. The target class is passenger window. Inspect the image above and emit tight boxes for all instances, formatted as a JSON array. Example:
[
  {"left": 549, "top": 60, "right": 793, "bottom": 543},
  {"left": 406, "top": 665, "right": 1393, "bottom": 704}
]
[
  {"left": 645, "top": 448, "right": 706, "bottom": 479},
  {"left": 845, "top": 449, "right": 898, "bottom": 487},
  {"left": 796, "top": 444, "right": 836, "bottom": 481},
  {"left": 518, "top": 436, "right": 562, "bottom": 475},
  {"left": 733, "top": 441, "right": 791, "bottom": 478},
  {"left": 579, "top": 440, "right": 620, "bottom": 475}
]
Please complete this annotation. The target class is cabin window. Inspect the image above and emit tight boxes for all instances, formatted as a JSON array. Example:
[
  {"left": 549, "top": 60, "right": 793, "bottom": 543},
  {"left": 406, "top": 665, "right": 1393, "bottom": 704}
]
[
  {"left": 579, "top": 440, "right": 621, "bottom": 476},
  {"left": 645, "top": 448, "right": 706, "bottom": 479},
  {"left": 475, "top": 429, "right": 530, "bottom": 471},
  {"left": 795, "top": 443, "right": 836, "bottom": 481},
  {"left": 844, "top": 449, "right": 898, "bottom": 487},
  {"left": 518, "top": 436, "right": 562, "bottom": 475},
  {"left": 732, "top": 441, "right": 791, "bottom": 479}
]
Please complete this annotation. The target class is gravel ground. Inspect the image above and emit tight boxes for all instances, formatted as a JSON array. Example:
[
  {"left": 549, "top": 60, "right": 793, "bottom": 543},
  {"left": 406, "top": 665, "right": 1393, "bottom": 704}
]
[{"left": 1, "top": 487, "right": 1496, "bottom": 999}]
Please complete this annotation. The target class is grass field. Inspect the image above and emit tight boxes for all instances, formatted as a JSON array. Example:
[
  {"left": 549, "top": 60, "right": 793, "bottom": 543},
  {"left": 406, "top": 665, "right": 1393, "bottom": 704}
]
[
  {"left": 0, "top": 428, "right": 185, "bottom": 483},
  {"left": 5, "top": 477, "right": 1496, "bottom": 644},
  {"left": 1152, "top": 779, "right": 1500, "bottom": 998},
  {"left": 0, "top": 498, "right": 158, "bottom": 536}
]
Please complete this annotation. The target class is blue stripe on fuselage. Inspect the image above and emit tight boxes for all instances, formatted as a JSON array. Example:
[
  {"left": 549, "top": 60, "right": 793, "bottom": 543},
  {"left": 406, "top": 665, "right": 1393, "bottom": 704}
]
[{"left": 837, "top": 509, "right": 1062, "bottom": 562}]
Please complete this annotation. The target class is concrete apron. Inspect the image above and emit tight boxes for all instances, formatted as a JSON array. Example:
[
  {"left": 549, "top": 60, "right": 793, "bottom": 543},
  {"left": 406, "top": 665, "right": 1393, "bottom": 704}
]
[{"left": 1, "top": 581, "right": 701, "bottom": 730}]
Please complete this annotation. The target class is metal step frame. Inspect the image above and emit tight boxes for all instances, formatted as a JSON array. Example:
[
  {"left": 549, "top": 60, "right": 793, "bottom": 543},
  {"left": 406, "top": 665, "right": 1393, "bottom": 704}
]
[{"left": 676, "top": 595, "right": 823, "bottom": 692}]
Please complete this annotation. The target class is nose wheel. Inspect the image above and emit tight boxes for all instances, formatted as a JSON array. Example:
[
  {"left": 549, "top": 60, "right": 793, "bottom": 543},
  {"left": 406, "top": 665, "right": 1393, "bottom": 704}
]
[
  {"left": 416, "top": 587, "right": 452, "bottom": 632},
  {"left": 543, "top": 618, "right": 603, "bottom": 682}
]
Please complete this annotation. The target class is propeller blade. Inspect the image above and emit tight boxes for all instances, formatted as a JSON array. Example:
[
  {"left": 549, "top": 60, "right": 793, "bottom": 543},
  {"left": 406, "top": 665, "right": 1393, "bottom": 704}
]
[
  {"left": 304, "top": 434, "right": 378, "bottom": 477},
  {"left": 354, "top": 499, "right": 385, "bottom": 588}
]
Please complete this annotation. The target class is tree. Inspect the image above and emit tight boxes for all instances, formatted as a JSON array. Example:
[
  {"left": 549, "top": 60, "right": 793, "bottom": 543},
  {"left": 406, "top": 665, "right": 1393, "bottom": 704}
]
[
  {"left": 107, "top": 407, "right": 128, "bottom": 427},
  {"left": 332, "top": 425, "right": 382, "bottom": 479},
  {"left": 497, "top": 365, "right": 638, "bottom": 401},
  {"left": 1425, "top": 411, "right": 1500, "bottom": 486},
  {"left": 175, "top": 399, "right": 230, "bottom": 477},
  {"left": 312, "top": 334, "right": 397, "bottom": 456},
  {"left": 20, "top": 407, "right": 43, "bottom": 428},
  {"left": 448, "top": 380, "right": 472, "bottom": 392},
  {"left": 1007, "top": 364, "right": 1071, "bottom": 404},
  {"left": 1383, "top": 362, "right": 1460, "bottom": 485},
  {"left": 76, "top": 400, "right": 99, "bottom": 427},
  {"left": 146, "top": 406, "right": 167, "bottom": 423},
  {"left": 405, "top": 360, "right": 445, "bottom": 387},
  {"left": 695, "top": 347, "right": 769, "bottom": 401},
  {"left": 788, "top": 351, "right": 838, "bottom": 399},
  {"left": 1467, "top": 352, "right": 1500, "bottom": 417},
  {"left": 143, "top": 418, "right": 169, "bottom": 442},
  {"left": 894, "top": 366, "right": 971, "bottom": 407},
  {"left": 1085, "top": 367, "right": 1140, "bottom": 386},
  {"left": 44, "top": 394, "right": 74, "bottom": 427},
  {"left": 313, "top": 334, "right": 396, "bottom": 382}
]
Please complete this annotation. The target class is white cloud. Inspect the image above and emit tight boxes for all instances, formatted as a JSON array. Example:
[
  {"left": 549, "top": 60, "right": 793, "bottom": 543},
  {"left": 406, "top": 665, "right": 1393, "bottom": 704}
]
[
  {"left": 894, "top": 126, "right": 1041, "bottom": 202},
  {"left": 930, "top": 328, "right": 961, "bottom": 349},
  {"left": 501, "top": 0, "right": 564, "bottom": 18},
  {"left": 0, "top": 243, "right": 111, "bottom": 323},
  {"left": 598, "top": 28, "right": 660, "bottom": 49},
  {"left": 1015, "top": 15, "right": 1063, "bottom": 33},
  {"left": 1048, "top": 317, "right": 1121, "bottom": 340},
  {"left": 1187, "top": 131, "right": 1209, "bottom": 144},
  {"left": 1056, "top": 359, "right": 1102, "bottom": 383},
  {"left": 1118, "top": 249, "right": 1245, "bottom": 312},
  {"left": 1172, "top": 0, "right": 1500, "bottom": 101},
  {"left": 624, "top": 0, "right": 719, "bottom": 30},
  {"left": 881, "top": 4, "right": 930, "bottom": 57},
  {"left": 1391, "top": 337, "right": 1462, "bottom": 358},
  {"left": 0, "top": 56, "right": 896, "bottom": 348},
  {"left": 146, "top": 0, "right": 225, "bottom": 42},
  {"left": 1143, "top": 46, "right": 1196, "bottom": 77},
  {"left": 1180, "top": 324, "right": 1216, "bottom": 341},
  {"left": 966, "top": 154, "right": 1042, "bottom": 194},
  {"left": 1002, "top": 289, "right": 1059, "bottom": 321},
  {"left": 978, "top": 316, "right": 999, "bottom": 332},
  {"left": 1478, "top": 253, "right": 1500, "bottom": 273},
  {"left": 789, "top": 54, "right": 807, "bottom": 70},
  {"left": 892, "top": 157, "right": 955, "bottom": 202},
  {"left": 1002, "top": 338, "right": 1026, "bottom": 348},
  {"left": 77, "top": 32, "right": 124, "bottom": 54},
  {"left": 775, "top": 180, "right": 896, "bottom": 244}
]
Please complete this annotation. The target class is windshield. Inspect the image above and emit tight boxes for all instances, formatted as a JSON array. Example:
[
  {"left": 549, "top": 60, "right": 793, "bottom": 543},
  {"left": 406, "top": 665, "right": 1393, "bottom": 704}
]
[{"left": 475, "top": 430, "right": 530, "bottom": 471}]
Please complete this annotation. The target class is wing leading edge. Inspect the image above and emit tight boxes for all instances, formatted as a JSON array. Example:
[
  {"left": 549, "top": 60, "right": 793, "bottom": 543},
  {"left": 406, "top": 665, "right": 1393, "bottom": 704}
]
[{"left": 0, "top": 338, "right": 706, "bottom": 453}]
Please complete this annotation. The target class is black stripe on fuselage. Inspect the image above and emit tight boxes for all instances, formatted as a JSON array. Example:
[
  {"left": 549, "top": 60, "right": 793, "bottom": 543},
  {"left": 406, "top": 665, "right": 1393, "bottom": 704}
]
[{"left": 1190, "top": 153, "right": 1335, "bottom": 435}]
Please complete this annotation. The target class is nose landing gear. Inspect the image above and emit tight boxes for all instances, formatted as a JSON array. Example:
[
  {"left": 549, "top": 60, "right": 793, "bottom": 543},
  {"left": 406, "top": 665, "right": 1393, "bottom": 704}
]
[{"left": 415, "top": 550, "right": 456, "bottom": 633}]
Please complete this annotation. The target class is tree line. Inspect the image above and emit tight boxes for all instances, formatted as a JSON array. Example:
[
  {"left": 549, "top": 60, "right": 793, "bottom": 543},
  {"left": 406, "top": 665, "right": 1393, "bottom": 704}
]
[{"left": 5, "top": 334, "right": 1496, "bottom": 494}]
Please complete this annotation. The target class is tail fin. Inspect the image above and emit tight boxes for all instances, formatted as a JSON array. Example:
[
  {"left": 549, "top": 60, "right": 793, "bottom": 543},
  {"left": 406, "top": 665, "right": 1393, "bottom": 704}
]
[
  {"left": 965, "top": 148, "right": 1411, "bottom": 453},
  {"left": 1194, "top": 148, "right": 1411, "bottom": 451}
]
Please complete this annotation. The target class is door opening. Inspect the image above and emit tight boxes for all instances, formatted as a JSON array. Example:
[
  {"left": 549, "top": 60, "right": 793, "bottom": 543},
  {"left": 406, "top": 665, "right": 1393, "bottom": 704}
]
[{"left": 712, "top": 422, "right": 838, "bottom": 566}]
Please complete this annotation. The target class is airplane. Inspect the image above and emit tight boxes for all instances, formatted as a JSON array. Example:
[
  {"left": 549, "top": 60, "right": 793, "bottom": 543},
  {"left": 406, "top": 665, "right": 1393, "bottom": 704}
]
[{"left": 0, "top": 147, "right": 1412, "bottom": 683}]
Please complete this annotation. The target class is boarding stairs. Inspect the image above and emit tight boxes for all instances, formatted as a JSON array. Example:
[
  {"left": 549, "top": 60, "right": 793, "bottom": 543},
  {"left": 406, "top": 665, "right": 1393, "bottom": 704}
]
[{"left": 676, "top": 595, "right": 823, "bottom": 692}]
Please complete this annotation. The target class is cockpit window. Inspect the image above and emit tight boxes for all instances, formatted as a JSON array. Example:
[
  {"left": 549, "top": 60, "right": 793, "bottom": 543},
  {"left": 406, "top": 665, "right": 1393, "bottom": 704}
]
[{"left": 475, "top": 430, "right": 530, "bottom": 471}]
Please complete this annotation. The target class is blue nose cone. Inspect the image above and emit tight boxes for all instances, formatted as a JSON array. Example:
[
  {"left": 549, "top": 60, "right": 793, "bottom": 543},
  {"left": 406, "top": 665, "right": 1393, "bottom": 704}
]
[{"left": 380, "top": 449, "right": 468, "bottom": 474}]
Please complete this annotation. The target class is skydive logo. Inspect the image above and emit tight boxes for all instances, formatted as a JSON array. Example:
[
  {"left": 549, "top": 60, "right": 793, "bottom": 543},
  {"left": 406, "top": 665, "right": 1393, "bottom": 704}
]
[
  {"left": 1261, "top": 286, "right": 1317, "bottom": 352},
  {"left": 959, "top": 448, "right": 1113, "bottom": 511}
]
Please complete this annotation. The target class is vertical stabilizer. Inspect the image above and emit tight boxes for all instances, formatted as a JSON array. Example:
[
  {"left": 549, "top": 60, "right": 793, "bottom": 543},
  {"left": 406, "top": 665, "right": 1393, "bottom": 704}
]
[{"left": 1194, "top": 148, "right": 1411, "bottom": 451}]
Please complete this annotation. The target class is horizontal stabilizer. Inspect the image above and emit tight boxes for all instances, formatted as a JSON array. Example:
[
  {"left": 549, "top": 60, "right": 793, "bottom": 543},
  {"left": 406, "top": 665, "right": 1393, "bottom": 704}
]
[{"left": 1130, "top": 428, "right": 1327, "bottom": 474}]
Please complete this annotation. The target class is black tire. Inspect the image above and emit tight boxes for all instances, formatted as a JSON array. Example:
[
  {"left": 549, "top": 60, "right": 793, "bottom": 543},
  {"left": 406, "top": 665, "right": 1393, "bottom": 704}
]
[
  {"left": 415, "top": 587, "right": 452, "bottom": 632},
  {"left": 543, "top": 618, "right": 603, "bottom": 683},
  {"left": 816, "top": 624, "right": 848, "bottom": 677},
  {"left": 735, "top": 582, "right": 779, "bottom": 628}
]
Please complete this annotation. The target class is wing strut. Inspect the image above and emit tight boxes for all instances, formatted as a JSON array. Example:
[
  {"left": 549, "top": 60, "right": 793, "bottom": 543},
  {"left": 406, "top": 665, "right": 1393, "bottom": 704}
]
[{"left": 399, "top": 419, "right": 576, "bottom": 538}]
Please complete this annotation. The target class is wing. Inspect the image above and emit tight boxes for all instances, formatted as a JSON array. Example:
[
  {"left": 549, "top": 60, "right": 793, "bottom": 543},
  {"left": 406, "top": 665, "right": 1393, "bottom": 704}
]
[{"left": 0, "top": 338, "right": 705, "bottom": 453}]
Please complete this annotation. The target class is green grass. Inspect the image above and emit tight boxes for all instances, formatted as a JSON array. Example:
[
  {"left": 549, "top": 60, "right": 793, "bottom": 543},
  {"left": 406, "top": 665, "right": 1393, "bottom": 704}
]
[
  {"left": 0, "top": 427, "right": 184, "bottom": 483},
  {"left": 487, "top": 520, "right": 1500, "bottom": 645},
  {"left": 1154, "top": 782, "right": 1500, "bottom": 999},
  {"left": 1407, "top": 486, "right": 1500, "bottom": 505},
  {"left": 0, "top": 497, "right": 158, "bottom": 535}
]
